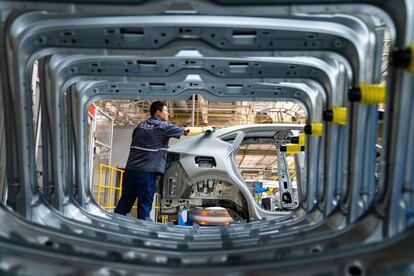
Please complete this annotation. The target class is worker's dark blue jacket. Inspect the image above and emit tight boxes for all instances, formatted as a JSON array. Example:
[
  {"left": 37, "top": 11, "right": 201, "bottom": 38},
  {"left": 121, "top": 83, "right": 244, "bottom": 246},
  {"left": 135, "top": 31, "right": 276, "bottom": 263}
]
[{"left": 125, "top": 117, "right": 184, "bottom": 173}]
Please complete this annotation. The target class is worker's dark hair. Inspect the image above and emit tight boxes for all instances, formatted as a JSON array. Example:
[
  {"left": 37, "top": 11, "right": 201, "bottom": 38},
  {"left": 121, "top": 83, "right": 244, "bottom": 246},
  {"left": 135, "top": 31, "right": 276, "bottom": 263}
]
[{"left": 150, "top": 101, "right": 167, "bottom": 117}]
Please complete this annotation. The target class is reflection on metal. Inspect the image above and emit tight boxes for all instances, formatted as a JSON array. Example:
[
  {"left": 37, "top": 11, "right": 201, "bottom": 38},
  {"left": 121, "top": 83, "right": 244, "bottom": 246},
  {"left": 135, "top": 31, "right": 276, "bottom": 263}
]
[
  {"left": 189, "top": 207, "right": 234, "bottom": 226},
  {"left": 0, "top": 0, "right": 412, "bottom": 274}
]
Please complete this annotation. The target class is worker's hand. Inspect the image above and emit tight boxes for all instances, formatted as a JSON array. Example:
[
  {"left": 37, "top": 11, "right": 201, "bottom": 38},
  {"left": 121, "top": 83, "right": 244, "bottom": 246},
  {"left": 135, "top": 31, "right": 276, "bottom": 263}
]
[{"left": 203, "top": 126, "right": 216, "bottom": 134}]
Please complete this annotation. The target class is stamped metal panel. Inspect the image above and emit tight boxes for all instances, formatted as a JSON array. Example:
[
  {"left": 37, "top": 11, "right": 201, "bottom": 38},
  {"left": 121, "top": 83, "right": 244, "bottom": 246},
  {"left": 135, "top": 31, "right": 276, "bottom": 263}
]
[
  {"left": 40, "top": 77, "right": 321, "bottom": 235},
  {"left": 39, "top": 56, "right": 352, "bottom": 242},
  {"left": 75, "top": 79, "right": 319, "bottom": 221},
  {"left": 385, "top": 0, "right": 414, "bottom": 237},
  {"left": 48, "top": 55, "right": 337, "bottom": 221},
  {"left": 0, "top": 18, "right": 382, "bottom": 272},
  {"left": 2, "top": 11, "right": 379, "bottom": 222},
  {"left": 0, "top": 1, "right": 412, "bottom": 274},
  {"left": 47, "top": 55, "right": 338, "bottom": 204}
]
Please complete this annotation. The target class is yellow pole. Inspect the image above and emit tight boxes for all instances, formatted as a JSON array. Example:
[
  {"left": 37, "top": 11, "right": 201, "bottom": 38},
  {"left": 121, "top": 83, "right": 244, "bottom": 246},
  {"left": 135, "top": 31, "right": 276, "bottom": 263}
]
[
  {"left": 97, "top": 164, "right": 103, "bottom": 204},
  {"left": 118, "top": 170, "right": 124, "bottom": 200},
  {"left": 109, "top": 167, "right": 113, "bottom": 209}
]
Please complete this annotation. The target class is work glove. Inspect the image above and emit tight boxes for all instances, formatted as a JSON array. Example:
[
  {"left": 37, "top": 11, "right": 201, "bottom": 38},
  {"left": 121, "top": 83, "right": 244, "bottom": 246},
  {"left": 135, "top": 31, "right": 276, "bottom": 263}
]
[
  {"left": 184, "top": 126, "right": 217, "bottom": 136},
  {"left": 203, "top": 126, "right": 217, "bottom": 134}
]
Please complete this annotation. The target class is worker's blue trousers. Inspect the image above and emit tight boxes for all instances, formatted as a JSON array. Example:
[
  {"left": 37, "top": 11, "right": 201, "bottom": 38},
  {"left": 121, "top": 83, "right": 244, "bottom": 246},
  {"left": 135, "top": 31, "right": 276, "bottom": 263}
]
[{"left": 114, "top": 170, "right": 157, "bottom": 220}]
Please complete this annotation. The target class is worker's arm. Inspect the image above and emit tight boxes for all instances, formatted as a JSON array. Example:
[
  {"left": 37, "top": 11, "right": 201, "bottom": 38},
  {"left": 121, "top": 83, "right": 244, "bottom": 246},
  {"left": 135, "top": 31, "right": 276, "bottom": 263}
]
[{"left": 183, "top": 126, "right": 216, "bottom": 136}]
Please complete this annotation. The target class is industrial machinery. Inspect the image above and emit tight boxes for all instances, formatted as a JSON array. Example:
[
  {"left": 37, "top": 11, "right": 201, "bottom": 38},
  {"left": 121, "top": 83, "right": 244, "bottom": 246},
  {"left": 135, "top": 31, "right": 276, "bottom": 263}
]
[{"left": 0, "top": 0, "right": 413, "bottom": 275}]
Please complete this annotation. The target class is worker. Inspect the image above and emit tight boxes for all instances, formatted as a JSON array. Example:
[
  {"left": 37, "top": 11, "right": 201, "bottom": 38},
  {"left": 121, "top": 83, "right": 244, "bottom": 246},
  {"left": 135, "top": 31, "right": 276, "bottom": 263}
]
[{"left": 114, "top": 100, "right": 215, "bottom": 220}]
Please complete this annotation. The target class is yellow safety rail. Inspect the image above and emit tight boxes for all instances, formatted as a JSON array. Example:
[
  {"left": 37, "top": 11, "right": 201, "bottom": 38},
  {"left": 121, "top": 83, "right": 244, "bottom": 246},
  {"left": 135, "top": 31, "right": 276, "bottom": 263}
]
[{"left": 97, "top": 164, "right": 126, "bottom": 210}]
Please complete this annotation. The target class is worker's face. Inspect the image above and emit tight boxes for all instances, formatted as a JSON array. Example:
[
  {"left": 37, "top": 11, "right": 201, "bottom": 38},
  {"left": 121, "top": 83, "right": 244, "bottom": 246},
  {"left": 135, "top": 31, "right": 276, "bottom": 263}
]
[{"left": 156, "top": 106, "right": 169, "bottom": 121}]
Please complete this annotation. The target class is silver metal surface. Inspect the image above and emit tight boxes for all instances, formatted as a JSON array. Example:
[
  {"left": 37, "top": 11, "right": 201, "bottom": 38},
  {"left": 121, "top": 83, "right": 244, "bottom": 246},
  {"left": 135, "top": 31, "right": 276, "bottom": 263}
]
[{"left": 0, "top": 0, "right": 412, "bottom": 274}]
